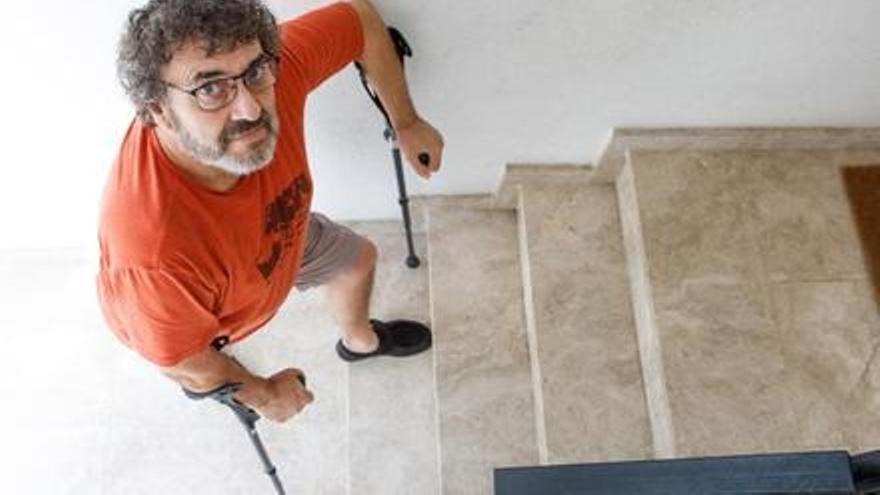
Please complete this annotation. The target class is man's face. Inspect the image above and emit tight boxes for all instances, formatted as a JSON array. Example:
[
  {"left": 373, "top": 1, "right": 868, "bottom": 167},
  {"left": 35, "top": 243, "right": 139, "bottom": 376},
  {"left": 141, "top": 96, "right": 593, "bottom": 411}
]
[{"left": 157, "top": 40, "right": 280, "bottom": 176}]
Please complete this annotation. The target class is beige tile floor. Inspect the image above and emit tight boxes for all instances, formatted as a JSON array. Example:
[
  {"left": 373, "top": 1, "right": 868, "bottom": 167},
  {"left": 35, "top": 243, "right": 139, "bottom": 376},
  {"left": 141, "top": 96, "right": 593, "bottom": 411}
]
[
  {"left": 0, "top": 222, "right": 437, "bottom": 494},
  {"left": 346, "top": 224, "right": 440, "bottom": 495},
  {"left": 0, "top": 247, "right": 348, "bottom": 494}
]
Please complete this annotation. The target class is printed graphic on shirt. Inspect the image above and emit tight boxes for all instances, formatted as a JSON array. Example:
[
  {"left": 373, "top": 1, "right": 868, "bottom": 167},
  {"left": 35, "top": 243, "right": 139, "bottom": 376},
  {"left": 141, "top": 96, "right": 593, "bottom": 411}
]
[{"left": 257, "top": 174, "right": 311, "bottom": 280}]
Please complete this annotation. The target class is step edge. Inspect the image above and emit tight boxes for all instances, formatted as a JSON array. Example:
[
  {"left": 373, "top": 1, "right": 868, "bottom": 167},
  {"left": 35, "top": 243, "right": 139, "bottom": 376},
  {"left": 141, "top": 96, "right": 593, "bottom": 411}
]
[
  {"left": 615, "top": 155, "right": 677, "bottom": 459},
  {"left": 516, "top": 186, "right": 551, "bottom": 466},
  {"left": 595, "top": 127, "right": 880, "bottom": 183}
]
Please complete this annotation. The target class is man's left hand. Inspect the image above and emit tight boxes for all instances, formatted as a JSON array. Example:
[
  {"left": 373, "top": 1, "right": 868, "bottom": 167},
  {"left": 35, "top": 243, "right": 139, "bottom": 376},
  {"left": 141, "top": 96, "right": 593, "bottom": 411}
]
[{"left": 397, "top": 117, "right": 444, "bottom": 180}]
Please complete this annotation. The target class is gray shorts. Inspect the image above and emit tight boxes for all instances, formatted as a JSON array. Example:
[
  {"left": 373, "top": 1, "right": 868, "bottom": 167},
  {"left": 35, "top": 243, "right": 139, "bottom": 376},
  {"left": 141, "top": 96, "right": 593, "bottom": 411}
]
[{"left": 295, "top": 212, "right": 367, "bottom": 291}]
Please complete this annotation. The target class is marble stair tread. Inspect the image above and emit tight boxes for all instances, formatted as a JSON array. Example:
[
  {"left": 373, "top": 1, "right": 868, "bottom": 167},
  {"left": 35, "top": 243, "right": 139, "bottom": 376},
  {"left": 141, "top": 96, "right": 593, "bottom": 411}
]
[
  {"left": 621, "top": 149, "right": 880, "bottom": 457},
  {"left": 345, "top": 223, "right": 441, "bottom": 495},
  {"left": 517, "top": 181, "right": 653, "bottom": 464},
  {"left": 426, "top": 204, "right": 539, "bottom": 495}
]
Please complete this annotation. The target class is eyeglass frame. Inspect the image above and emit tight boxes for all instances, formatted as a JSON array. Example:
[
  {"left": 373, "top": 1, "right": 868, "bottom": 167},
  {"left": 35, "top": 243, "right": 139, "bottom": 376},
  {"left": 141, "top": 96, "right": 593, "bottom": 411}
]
[{"left": 162, "top": 53, "right": 281, "bottom": 112}]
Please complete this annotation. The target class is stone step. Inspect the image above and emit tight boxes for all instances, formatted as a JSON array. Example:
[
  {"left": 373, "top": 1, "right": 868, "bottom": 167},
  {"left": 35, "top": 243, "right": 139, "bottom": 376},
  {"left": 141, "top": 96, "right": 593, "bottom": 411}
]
[
  {"left": 514, "top": 178, "right": 653, "bottom": 464},
  {"left": 345, "top": 221, "right": 440, "bottom": 495},
  {"left": 616, "top": 148, "right": 880, "bottom": 458},
  {"left": 425, "top": 199, "right": 539, "bottom": 495}
]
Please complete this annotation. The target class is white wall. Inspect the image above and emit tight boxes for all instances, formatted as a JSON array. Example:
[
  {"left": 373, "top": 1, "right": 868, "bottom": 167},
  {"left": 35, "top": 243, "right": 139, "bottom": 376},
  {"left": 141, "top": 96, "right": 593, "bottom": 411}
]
[
  {"left": 1, "top": 1, "right": 135, "bottom": 250},
  {"left": 2, "top": 0, "right": 879, "bottom": 250}
]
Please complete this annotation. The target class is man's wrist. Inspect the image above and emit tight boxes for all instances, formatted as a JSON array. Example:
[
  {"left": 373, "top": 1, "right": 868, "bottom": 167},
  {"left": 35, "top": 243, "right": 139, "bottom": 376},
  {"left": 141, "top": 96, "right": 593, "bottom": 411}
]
[
  {"left": 392, "top": 111, "right": 419, "bottom": 133},
  {"left": 233, "top": 376, "right": 273, "bottom": 409},
  {"left": 222, "top": 354, "right": 273, "bottom": 409}
]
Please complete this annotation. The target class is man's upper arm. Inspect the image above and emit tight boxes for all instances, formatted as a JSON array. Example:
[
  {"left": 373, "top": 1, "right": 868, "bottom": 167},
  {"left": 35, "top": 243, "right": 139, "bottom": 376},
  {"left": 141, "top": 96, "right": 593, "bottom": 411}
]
[
  {"left": 277, "top": 2, "right": 366, "bottom": 94},
  {"left": 98, "top": 266, "right": 220, "bottom": 367}
]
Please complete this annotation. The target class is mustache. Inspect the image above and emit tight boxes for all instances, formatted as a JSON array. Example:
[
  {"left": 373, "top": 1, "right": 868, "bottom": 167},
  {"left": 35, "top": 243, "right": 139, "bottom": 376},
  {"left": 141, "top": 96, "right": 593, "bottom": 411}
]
[{"left": 221, "top": 111, "right": 274, "bottom": 143}]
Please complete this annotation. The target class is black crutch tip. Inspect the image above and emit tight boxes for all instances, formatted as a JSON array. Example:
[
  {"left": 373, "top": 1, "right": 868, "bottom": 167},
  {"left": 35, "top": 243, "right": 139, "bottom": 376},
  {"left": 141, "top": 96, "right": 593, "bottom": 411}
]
[{"left": 406, "top": 256, "right": 421, "bottom": 269}]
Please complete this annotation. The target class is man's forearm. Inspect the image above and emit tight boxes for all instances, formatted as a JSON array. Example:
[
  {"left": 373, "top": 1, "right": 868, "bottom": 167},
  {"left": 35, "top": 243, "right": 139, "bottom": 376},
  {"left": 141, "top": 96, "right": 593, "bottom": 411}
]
[
  {"left": 347, "top": 0, "right": 419, "bottom": 130},
  {"left": 160, "top": 348, "right": 273, "bottom": 408}
]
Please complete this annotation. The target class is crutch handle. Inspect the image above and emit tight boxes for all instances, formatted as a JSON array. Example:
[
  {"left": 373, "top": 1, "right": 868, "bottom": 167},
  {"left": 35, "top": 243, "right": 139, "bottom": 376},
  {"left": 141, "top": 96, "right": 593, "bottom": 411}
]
[
  {"left": 182, "top": 374, "right": 306, "bottom": 426},
  {"left": 183, "top": 383, "right": 259, "bottom": 426}
]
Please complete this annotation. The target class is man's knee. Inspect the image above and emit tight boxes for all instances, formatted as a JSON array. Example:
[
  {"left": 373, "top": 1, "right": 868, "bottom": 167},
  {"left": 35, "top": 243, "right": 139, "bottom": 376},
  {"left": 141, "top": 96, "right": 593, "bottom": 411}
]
[
  {"left": 346, "top": 237, "right": 377, "bottom": 279},
  {"left": 327, "top": 237, "right": 376, "bottom": 288}
]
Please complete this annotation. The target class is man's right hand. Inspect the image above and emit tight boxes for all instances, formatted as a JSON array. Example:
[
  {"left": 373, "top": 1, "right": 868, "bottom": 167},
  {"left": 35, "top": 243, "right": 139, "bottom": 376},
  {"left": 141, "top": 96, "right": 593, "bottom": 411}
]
[
  {"left": 255, "top": 368, "right": 314, "bottom": 423},
  {"left": 161, "top": 347, "right": 314, "bottom": 424}
]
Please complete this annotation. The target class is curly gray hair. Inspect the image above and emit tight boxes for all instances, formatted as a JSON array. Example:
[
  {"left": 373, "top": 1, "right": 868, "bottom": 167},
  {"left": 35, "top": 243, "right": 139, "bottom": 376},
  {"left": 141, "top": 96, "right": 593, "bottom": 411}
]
[{"left": 117, "top": 0, "right": 280, "bottom": 125}]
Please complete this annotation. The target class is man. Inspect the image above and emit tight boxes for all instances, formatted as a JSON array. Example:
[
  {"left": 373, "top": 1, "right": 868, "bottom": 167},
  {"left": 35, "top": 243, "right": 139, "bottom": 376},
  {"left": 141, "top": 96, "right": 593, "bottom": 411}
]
[{"left": 98, "top": 0, "right": 444, "bottom": 423}]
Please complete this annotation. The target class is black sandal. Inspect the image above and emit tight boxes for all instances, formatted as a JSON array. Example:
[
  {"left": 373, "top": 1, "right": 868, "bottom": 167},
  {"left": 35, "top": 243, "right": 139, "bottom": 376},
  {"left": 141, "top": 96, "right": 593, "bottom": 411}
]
[{"left": 336, "top": 319, "right": 432, "bottom": 362}]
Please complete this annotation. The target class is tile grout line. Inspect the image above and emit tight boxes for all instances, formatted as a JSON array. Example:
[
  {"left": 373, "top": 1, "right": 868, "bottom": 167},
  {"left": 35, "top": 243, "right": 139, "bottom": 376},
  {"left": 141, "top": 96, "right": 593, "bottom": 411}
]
[
  {"left": 423, "top": 201, "right": 445, "bottom": 495},
  {"left": 345, "top": 361, "right": 351, "bottom": 495}
]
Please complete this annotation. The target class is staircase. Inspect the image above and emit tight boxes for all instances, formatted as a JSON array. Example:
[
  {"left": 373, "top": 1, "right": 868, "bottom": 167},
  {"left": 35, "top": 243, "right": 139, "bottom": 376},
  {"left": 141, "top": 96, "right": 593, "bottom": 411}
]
[
  {"left": 408, "top": 128, "right": 880, "bottom": 493},
  {"left": 11, "top": 128, "right": 880, "bottom": 494}
]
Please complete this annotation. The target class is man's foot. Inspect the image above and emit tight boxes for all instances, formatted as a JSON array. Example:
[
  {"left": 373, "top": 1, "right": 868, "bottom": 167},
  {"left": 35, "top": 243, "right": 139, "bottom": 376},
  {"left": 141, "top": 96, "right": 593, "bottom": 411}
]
[{"left": 336, "top": 319, "right": 432, "bottom": 362}]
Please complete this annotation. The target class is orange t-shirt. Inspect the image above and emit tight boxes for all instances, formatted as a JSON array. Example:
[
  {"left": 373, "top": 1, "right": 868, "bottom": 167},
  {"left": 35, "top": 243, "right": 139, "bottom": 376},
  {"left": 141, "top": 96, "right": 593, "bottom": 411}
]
[{"left": 97, "top": 3, "right": 364, "bottom": 367}]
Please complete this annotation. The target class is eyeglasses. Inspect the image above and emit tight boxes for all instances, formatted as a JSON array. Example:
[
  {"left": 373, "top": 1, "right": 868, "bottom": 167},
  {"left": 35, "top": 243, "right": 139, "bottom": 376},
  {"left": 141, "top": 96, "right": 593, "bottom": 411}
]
[{"left": 164, "top": 54, "right": 280, "bottom": 112}]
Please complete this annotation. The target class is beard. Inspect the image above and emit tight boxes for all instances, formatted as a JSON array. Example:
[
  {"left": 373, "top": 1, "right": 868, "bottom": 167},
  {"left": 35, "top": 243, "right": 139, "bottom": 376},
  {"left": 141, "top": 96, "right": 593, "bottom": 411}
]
[{"left": 168, "top": 108, "right": 279, "bottom": 177}]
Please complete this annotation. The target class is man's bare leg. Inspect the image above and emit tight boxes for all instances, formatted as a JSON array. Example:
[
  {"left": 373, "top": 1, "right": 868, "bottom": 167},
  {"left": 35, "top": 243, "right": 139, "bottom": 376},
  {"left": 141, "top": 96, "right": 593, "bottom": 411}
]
[{"left": 326, "top": 239, "right": 380, "bottom": 353}]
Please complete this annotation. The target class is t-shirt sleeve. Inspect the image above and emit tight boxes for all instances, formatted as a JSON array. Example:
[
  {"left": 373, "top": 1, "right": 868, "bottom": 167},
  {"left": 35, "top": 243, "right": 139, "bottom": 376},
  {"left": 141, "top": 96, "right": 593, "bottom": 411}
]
[
  {"left": 98, "top": 267, "right": 220, "bottom": 367},
  {"left": 277, "top": 2, "right": 365, "bottom": 94}
]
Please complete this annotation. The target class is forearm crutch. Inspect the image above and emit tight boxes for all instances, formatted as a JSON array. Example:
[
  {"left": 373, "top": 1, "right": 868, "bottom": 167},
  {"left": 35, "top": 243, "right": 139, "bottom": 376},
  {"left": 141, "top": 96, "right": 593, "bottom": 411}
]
[
  {"left": 354, "top": 27, "right": 430, "bottom": 269},
  {"left": 183, "top": 378, "right": 304, "bottom": 495}
]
